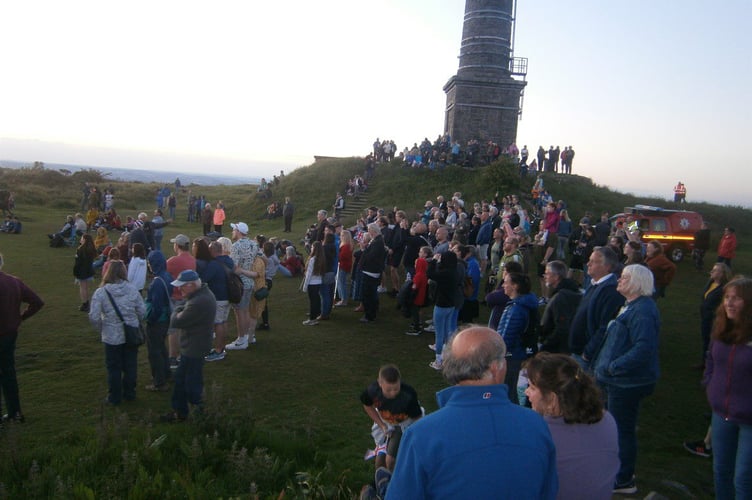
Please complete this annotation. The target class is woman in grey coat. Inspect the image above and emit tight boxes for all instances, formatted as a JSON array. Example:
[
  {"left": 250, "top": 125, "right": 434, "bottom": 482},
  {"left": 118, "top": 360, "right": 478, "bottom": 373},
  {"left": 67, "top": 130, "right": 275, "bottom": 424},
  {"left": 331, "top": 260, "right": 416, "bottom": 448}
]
[{"left": 89, "top": 260, "right": 145, "bottom": 405}]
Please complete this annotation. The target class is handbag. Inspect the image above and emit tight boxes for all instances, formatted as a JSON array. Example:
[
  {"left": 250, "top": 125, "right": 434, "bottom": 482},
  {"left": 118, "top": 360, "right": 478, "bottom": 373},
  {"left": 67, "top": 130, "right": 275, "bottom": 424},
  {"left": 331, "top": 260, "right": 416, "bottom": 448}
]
[
  {"left": 253, "top": 287, "right": 269, "bottom": 300},
  {"left": 105, "top": 289, "right": 144, "bottom": 347}
]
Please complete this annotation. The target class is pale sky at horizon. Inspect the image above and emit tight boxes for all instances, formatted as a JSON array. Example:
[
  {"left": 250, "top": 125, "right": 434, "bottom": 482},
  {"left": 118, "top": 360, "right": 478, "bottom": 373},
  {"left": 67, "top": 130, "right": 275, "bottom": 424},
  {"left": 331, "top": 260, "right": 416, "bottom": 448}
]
[{"left": 1, "top": 1, "right": 750, "bottom": 207}]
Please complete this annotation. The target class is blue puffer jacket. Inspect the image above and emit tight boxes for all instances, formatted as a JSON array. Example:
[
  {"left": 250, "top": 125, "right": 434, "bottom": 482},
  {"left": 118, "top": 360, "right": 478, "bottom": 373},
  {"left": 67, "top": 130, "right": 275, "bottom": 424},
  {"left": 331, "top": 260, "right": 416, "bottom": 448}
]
[
  {"left": 594, "top": 296, "right": 661, "bottom": 388},
  {"left": 497, "top": 292, "right": 538, "bottom": 360}
]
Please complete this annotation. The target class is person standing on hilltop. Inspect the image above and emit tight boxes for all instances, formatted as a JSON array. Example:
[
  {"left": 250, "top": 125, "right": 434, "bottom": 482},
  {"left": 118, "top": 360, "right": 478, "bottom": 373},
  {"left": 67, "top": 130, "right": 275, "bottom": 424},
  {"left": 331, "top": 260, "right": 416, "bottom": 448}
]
[
  {"left": 566, "top": 146, "right": 575, "bottom": 174},
  {"left": 673, "top": 181, "right": 687, "bottom": 203},
  {"left": 213, "top": 201, "right": 226, "bottom": 235},
  {"left": 167, "top": 192, "right": 177, "bottom": 220},
  {"left": 201, "top": 203, "right": 213, "bottom": 236},
  {"left": 537, "top": 146, "right": 546, "bottom": 173},
  {"left": 283, "top": 197, "right": 294, "bottom": 233}
]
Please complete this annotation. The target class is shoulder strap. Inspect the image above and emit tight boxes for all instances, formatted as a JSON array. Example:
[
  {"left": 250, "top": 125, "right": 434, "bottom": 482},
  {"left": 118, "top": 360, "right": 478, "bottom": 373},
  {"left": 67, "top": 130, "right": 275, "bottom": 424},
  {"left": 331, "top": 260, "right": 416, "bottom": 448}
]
[
  {"left": 155, "top": 276, "right": 171, "bottom": 305},
  {"left": 104, "top": 289, "right": 125, "bottom": 323}
]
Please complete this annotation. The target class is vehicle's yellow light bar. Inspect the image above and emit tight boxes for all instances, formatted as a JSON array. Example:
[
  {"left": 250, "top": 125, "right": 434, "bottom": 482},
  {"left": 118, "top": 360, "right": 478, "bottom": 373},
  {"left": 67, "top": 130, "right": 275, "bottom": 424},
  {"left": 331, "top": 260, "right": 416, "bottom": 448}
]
[{"left": 642, "top": 234, "right": 695, "bottom": 241}]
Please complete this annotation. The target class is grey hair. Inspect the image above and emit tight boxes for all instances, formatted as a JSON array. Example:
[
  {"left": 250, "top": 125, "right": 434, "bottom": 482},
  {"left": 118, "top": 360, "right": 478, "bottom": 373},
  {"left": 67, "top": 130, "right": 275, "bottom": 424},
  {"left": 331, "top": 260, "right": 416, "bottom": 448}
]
[
  {"left": 318, "top": 209, "right": 328, "bottom": 217},
  {"left": 621, "top": 264, "right": 654, "bottom": 297},
  {"left": 546, "top": 260, "right": 568, "bottom": 280},
  {"left": 367, "top": 222, "right": 380, "bottom": 234},
  {"left": 442, "top": 326, "right": 507, "bottom": 385},
  {"left": 593, "top": 246, "right": 619, "bottom": 272},
  {"left": 217, "top": 236, "right": 233, "bottom": 254}
]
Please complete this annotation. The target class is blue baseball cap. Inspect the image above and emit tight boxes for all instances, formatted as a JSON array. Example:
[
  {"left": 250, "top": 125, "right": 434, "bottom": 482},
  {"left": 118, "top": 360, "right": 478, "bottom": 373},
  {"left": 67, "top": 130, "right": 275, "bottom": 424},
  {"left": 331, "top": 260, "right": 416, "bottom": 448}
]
[{"left": 171, "top": 269, "right": 200, "bottom": 286}]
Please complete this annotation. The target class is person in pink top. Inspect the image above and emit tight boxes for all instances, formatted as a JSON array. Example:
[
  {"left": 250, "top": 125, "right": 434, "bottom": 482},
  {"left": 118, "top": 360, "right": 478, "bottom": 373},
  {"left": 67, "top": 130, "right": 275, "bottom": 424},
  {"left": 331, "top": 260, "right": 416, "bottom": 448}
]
[{"left": 213, "top": 202, "right": 226, "bottom": 235}]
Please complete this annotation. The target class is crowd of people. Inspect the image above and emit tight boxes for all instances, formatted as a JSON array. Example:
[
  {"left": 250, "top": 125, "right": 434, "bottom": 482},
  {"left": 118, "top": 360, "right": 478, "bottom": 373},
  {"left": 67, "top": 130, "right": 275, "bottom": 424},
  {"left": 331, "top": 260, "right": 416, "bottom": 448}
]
[
  {"left": 369, "top": 136, "right": 576, "bottom": 175},
  {"left": 286, "top": 172, "right": 742, "bottom": 498},
  {"left": 1, "top": 169, "right": 747, "bottom": 499}
]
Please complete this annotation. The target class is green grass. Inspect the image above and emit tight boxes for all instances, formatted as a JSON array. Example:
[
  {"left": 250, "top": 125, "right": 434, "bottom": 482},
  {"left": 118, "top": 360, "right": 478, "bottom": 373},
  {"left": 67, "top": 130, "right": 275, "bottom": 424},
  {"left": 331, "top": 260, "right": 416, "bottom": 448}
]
[{"left": 0, "top": 161, "right": 750, "bottom": 498}]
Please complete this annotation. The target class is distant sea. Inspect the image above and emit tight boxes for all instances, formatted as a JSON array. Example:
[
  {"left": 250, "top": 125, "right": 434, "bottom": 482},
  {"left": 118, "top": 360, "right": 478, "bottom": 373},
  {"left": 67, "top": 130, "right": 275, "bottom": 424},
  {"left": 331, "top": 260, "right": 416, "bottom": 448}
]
[{"left": 0, "top": 159, "right": 262, "bottom": 186}]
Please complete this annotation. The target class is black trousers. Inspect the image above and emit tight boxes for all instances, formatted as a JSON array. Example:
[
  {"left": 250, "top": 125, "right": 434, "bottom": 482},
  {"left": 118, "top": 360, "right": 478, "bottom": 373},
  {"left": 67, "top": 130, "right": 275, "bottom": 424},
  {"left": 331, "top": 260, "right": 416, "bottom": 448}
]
[{"left": 362, "top": 274, "right": 380, "bottom": 321}]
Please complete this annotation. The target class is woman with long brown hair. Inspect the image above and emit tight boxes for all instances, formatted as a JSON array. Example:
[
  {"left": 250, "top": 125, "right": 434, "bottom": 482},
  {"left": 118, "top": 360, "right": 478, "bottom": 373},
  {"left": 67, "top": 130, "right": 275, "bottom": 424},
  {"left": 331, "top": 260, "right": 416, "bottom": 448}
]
[
  {"left": 74, "top": 233, "right": 97, "bottom": 312},
  {"left": 704, "top": 276, "right": 752, "bottom": 499},
  {"left": 302, "top": 241, "right": 327, "bottom": 326}
]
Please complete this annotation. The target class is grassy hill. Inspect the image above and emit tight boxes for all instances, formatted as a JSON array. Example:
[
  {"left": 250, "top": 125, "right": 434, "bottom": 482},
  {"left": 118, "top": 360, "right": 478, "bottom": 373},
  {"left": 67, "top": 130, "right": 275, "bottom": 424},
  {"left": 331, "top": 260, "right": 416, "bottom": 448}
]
[{"left": 0, "top": 159, "right": 749, "bottom": 498}]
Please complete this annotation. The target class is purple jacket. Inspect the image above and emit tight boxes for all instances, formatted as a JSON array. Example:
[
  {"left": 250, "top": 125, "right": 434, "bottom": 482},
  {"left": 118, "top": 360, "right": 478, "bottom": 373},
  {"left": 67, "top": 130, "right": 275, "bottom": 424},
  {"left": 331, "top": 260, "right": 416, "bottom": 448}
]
[{"left": 704, "top": 340, "right": 752, "bottom": 425}]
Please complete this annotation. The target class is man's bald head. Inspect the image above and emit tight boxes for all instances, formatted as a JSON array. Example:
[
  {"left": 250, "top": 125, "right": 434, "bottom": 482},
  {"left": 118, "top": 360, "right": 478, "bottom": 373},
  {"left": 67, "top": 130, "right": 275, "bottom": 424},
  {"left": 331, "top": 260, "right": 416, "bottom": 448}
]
[{"left": 442, "top": 326, "right": 507, "bottom": 386}]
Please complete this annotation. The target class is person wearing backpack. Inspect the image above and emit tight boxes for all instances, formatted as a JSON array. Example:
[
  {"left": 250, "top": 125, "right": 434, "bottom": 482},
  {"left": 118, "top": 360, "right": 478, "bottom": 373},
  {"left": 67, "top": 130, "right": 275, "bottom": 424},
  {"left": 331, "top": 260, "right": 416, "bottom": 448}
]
[
  {"left": 497, "top": 272, "right": 539, "bottom": 404},
  {"left": 144, "top": 250, "right": 174, "bottom": 391}
]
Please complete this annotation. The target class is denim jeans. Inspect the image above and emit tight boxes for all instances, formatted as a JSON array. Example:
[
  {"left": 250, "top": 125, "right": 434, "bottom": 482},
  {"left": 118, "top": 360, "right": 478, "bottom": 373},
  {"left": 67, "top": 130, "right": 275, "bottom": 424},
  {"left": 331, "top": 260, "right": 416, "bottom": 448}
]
[
  {"left": 450, "top": 307, "right": 460, "bottom": 334},
  {"left": 104, "top": 343, "right": 138, "bottom": 404},
  {"left": 336, "top": 270, "right": 350, "bottom": 302},
  {"left": 601, "top": 382, "right": 655, "bottom": 485},
  {"left": 433, "top": 306, "right": 455, "bottom": 356},
  {"left": 172, "top": 355, "right": 204, "bottom": 417},
  {"left": 556, "top": 236, "right": 569, "bottom": 260},
  {"left": 320, "top": 283, "right": 333, "bottom": 317},
  {"left": 712, "top": 412, "right": 752, "bottom": 500},
  {"left": 146, "top": 321, "right": 170, "bottom": 387},
  {"left": 0, "top": 333, "right": 21, "bottom": 416}
]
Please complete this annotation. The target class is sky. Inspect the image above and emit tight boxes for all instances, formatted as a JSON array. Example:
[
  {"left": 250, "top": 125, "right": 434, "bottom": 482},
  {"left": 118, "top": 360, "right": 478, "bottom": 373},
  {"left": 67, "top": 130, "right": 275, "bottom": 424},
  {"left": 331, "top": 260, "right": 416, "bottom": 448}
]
[{"left": 1, "top": 0, "right": 750, "bottom": 207}]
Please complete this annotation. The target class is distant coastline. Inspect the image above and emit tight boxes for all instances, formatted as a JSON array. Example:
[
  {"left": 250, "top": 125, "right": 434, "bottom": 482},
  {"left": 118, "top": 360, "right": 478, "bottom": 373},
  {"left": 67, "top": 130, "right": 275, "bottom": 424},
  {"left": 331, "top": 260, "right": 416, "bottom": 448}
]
[{"left": 0, "top": 159, "right": 261, "bottom": 186}]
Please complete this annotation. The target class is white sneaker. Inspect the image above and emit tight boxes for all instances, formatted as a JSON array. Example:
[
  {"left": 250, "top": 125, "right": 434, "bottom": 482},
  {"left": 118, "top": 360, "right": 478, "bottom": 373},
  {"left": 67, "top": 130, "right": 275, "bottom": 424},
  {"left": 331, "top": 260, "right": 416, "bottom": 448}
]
[
  {"left": 302, "top": 319, "right": 319, "bottom": 326},
  {"left": 424, "top": 325, "right": 436, "bottom": 333},
  {"left": 377, "top": 286, "right": 387, "bottom": 293},
  {"left": 225, "top": 336, "right": 248, "bottom": 350},
  {"left": 250, "top": 335, "right": 257, "bottom": 344}
]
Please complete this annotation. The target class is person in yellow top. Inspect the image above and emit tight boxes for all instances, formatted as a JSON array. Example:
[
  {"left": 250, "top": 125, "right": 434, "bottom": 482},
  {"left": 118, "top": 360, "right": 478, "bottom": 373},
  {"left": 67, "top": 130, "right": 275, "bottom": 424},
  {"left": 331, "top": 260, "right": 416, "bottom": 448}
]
[{"left": 698, "top": 263, "right": 733, "bottom": 367}]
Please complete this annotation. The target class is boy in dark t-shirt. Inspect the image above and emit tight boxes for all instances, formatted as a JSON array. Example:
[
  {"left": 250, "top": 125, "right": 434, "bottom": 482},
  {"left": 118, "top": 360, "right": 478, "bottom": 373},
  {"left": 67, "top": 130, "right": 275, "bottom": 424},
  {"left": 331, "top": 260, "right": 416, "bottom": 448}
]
[{"left": 360, "top": 364, "right": 422, "bottom": 471}]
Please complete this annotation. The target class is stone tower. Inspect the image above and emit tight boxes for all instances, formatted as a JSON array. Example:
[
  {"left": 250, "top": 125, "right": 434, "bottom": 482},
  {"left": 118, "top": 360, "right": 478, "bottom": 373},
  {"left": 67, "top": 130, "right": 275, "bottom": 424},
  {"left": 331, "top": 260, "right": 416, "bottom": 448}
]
[{"left": 443, "top": 0, "right": 527, "bottom": 148}]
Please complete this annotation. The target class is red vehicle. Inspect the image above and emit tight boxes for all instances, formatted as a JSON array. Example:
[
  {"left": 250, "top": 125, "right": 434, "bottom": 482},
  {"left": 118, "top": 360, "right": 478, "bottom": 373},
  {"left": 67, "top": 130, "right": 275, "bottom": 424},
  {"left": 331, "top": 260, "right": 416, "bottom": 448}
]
[{"left": 611, "top": 205, "right": 704, "bottom": 262}]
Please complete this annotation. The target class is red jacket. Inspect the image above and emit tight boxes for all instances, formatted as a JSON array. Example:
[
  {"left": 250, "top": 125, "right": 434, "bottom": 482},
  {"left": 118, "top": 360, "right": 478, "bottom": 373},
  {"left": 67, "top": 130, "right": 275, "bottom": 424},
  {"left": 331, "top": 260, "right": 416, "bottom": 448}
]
[
  {"left": 717, "top": 234, "right": 737, "bottom": 259},
  {"left": 412, "top": 258, "right": 429, "bottom": 306},
  {"left": 646, "top": 254, "right": 676, "bottom": 288},
  {"left": 338, "top": 243, "right": 353, "bottom": 273}
]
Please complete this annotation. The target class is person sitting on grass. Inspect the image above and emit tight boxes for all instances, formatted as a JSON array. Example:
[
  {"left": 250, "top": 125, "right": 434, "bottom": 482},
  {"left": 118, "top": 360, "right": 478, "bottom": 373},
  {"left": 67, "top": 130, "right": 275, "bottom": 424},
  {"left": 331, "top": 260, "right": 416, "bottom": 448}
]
[{"left": 360, "top": 364, "right": 423, "bottom": 472}]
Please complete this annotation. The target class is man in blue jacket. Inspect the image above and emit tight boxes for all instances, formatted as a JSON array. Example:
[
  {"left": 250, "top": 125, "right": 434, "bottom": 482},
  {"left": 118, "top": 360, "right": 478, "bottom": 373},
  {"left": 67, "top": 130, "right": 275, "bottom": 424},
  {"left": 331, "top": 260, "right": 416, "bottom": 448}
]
[
  {"left": 384, "top": 326, "right": 558, "bottom": 499},
  {"left": 569, "top": 246, "right": 624, "bottom": 369}
]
